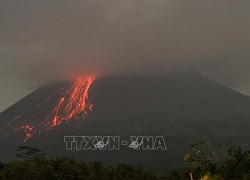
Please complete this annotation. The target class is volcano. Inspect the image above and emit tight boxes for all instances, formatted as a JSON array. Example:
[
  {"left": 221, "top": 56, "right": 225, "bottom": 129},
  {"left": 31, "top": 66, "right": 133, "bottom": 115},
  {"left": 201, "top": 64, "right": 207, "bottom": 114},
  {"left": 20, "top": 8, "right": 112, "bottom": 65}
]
[{"left": 0, "top": 73, "right": 250, "bottom": 171}]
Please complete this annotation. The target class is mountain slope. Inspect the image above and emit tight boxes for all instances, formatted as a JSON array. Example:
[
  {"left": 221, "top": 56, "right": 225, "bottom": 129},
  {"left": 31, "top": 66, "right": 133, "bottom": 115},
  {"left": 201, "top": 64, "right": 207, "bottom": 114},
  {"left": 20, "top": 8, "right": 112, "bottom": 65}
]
[{"left": 0, "top": 73, "right": 250, "bottom": 171}]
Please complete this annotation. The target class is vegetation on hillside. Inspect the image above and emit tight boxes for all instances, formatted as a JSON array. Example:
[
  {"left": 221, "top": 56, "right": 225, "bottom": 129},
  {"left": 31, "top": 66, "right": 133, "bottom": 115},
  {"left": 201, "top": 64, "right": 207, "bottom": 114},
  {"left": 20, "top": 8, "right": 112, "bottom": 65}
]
[{"left": 0, "top": 143, "right": 249, "bottom": 179}]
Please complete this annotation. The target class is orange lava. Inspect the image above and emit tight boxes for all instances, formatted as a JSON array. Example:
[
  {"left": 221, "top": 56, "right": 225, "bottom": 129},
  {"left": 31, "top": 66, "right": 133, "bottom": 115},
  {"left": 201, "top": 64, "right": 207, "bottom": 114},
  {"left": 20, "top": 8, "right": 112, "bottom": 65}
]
[
  {"left": 45, "top": 77, "right": 95, "bottom": 129},
  {"left": 12, "top": 125, "right": 35, "bottom": 142},
  {"left": 8, "top": 77, "right": 95, "bottom": 142}
]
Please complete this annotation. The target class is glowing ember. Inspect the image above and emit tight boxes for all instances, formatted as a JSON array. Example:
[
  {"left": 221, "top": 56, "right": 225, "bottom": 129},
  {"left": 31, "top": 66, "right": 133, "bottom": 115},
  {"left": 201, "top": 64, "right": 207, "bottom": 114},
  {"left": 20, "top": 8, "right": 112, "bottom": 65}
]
[
  {"left": 8, "top": 77, "right": 95, "bottom": 142},
  {"left": 45, "top": 77, "right": 95, "bottom": 129},
  {"left": 12, "top": 125, "right": 35, "bottom": 142}
]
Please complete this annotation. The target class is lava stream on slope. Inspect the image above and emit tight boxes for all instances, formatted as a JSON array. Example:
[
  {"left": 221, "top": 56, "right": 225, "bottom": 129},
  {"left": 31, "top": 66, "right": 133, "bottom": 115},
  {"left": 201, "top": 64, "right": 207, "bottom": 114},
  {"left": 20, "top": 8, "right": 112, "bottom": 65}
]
[{"left": 7, "top": 77, "right": 95, "bottom": 142}]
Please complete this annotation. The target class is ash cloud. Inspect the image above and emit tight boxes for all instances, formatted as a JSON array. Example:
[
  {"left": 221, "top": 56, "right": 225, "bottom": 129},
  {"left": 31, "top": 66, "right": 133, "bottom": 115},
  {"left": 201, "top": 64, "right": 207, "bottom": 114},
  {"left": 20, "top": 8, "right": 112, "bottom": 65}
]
[{"left": 0, "top": 0, "right": 250, "bottom": 110}]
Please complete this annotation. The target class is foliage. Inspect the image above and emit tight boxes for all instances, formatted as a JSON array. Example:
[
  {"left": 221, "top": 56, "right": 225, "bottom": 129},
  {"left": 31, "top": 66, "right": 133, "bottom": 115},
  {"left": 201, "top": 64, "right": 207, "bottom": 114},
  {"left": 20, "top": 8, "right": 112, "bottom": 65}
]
[
  {"left": 0, "top": 147, "right": 166, "bottom": 180},
  {"left": 219, "top": 147, "right": 250, "bottom": 179},
  {"left": 184, "top": 142, "right": 250, "bottom": 179},
  {"left": 0, "top": 144, "right": 249, "bottom": 179},
  {"left": 184, "top": 142, "right": 218, "bottom": 177}
]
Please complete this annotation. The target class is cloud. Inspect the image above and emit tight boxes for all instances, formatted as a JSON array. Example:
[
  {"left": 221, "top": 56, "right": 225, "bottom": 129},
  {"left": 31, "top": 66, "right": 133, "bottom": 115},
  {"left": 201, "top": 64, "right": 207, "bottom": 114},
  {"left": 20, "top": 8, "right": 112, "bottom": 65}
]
[{"left": 0, "top": 0, "right": 250, "bottom": 110}]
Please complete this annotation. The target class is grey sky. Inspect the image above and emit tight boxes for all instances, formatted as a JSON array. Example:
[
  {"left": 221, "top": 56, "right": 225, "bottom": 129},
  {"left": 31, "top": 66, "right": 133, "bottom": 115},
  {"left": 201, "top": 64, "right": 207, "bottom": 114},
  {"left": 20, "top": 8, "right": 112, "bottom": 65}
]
[{"left": 0, "top": 0, "right": 250, "bottom": 112}]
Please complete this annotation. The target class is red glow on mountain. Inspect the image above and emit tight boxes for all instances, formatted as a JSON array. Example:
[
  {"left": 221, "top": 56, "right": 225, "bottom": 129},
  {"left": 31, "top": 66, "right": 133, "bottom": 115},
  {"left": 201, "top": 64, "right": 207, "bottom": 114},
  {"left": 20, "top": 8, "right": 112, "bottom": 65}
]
[
  {"left": 7, "top": 77, "right": 95, "bottom": 142},
  {"left": 12, "top": 125, "right": 35, "bottom": 142},
  {"left": 45, "top": 77, "right": 95, "bottom": 129}
]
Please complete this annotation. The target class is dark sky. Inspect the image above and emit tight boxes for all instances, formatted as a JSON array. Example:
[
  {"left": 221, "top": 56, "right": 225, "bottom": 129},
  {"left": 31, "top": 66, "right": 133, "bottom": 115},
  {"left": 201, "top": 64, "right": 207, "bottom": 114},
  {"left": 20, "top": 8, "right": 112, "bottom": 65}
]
[{"left": 0, "top": 0, "right": 250, "bottom": 112}]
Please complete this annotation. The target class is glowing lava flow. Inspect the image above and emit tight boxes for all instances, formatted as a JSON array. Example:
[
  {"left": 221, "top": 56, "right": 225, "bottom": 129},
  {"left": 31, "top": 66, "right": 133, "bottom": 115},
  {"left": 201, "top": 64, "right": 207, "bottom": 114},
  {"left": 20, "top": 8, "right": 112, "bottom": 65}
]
[
  {"left": 45, "top": 77, "right": 95, "bottom": 130},
  {"left": 8, "top": 77, "right": 95, "bottom": 142},
  {"left": 12, "top": 125, "right": 36, "bottom": 142}
]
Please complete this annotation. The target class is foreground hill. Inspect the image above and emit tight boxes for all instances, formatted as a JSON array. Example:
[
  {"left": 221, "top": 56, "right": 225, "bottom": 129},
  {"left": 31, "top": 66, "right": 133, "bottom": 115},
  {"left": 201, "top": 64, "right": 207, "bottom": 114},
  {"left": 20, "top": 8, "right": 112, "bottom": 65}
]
[{"left": 0, "top": 73, "right": 249, "bottom": 171}]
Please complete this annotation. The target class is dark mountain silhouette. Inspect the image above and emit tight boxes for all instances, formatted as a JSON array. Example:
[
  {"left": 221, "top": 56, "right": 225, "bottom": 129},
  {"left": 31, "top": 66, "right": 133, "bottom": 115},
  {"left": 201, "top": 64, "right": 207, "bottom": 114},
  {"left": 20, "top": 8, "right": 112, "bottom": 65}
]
[{"left": 0, "top": 73, "right": 250, "bottom": 171}]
